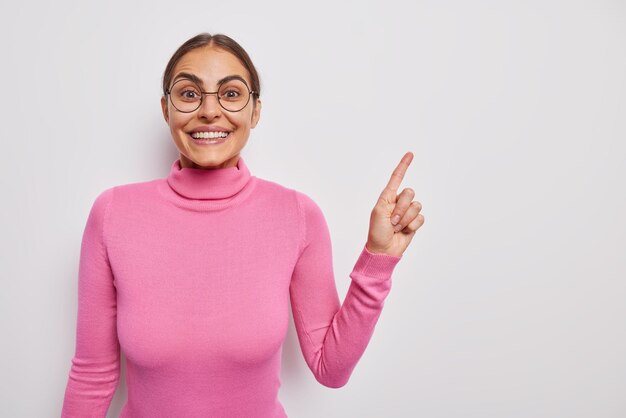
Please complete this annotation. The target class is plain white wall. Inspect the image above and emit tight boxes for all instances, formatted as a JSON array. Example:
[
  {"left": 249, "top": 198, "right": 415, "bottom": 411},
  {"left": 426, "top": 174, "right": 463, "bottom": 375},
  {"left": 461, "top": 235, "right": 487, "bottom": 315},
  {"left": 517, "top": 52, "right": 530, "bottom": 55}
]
[{"left": 1, "top": 0, "right": 625, "bottom": 417}]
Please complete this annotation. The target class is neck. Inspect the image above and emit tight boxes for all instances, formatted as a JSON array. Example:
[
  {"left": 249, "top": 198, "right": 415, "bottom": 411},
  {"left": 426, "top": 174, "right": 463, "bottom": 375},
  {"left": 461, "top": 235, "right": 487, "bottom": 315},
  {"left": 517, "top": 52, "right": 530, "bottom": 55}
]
[
  {"left": 166, "top": 155, "right": 252, "bottom": 200},
  {"left": 179, "top": 154, "right": 240, "bottom": 170}
]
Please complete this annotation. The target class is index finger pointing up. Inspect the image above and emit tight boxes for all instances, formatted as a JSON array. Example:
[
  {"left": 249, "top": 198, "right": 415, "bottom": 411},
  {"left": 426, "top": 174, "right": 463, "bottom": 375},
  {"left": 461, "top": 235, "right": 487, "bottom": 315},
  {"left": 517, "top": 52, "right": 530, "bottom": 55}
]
[{"left": 382, "top": 151, "right": 414, "bottom": 198}]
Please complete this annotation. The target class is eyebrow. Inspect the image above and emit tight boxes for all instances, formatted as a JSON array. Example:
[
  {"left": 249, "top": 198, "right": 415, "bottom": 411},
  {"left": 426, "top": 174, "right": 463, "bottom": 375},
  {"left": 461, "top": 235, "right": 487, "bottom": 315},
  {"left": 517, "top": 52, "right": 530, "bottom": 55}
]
[{"left": 170, "top": 72, "right": 248, "bottom": 90}]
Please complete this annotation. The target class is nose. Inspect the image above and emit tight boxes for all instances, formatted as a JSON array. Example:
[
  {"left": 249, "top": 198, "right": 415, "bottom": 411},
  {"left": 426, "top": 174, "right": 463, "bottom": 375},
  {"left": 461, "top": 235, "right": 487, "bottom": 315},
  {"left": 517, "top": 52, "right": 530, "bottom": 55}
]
[{"left": 197, "top": 93, "right": 222, "bottom": 119}]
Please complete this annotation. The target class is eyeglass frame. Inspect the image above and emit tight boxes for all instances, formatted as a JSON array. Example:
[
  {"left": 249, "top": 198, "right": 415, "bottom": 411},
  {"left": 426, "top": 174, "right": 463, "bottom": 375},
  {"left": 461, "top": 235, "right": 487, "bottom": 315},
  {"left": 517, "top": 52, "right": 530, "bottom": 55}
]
[{"left": 165, "top": 77, "right": 258, "bottom": 113}]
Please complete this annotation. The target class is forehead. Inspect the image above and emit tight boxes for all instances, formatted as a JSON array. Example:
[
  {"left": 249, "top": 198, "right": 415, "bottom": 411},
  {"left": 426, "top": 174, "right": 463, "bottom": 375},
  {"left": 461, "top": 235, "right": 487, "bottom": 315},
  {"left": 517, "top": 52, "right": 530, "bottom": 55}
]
[{"left": 172, "top": 47, "right": 251, "bottom": 87}]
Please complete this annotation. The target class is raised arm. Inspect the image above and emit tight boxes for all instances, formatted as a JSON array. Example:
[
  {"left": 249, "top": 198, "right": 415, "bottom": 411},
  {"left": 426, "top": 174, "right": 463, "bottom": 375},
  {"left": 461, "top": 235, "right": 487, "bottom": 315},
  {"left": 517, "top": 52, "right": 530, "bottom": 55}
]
[
  {"left": 61, "top": 188, "right": 120, "bottom": 417},
  {"left": 289, "top": 190, "right": 402, "bottom": 388}
]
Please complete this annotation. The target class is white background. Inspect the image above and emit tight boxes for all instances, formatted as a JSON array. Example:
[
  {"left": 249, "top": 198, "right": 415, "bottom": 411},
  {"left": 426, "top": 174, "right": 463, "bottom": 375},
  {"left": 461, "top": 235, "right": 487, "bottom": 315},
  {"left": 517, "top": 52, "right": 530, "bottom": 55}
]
[{"left": 1, "top": 0, "right": 625, "bottom": 417}]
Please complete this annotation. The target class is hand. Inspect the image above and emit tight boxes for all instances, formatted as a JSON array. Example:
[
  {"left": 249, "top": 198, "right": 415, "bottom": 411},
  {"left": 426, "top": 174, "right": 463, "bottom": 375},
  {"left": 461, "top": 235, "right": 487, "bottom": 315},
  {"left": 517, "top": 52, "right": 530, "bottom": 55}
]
[{"left": 366, "top": 152, "right": 425, "bottom": 257}]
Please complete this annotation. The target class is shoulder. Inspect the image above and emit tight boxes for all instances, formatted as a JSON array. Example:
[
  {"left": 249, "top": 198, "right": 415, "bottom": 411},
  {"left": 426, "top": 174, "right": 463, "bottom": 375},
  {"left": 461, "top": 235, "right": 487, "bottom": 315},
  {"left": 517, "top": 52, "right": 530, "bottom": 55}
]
[
  {"left": 252, "top": 177, "right": 323, "bottom": 215},
  {"left": 99, "top": 178, "right": 163, "bottom": 208},
  {"left": 252, "top": 176, "right": 296, "bottom": 197},
  {"left": 253, "top": 178, "right": 328, "bottom": 250},
  {"left": 86, "top": 178, "right": 161, "bottom": 220},
  {"left": 111, "top": 178, "right": 160, "bottom": 197},
  {"left": 87, "top": 186, "right": 115, "bottom": 222}
]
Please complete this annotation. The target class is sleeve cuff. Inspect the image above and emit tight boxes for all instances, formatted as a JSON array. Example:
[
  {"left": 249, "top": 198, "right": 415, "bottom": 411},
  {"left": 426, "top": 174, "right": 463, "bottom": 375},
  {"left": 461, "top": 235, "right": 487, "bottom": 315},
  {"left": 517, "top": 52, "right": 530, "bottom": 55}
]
[{"left": 352, "top": 243, "right": 402, "bottom": 280}]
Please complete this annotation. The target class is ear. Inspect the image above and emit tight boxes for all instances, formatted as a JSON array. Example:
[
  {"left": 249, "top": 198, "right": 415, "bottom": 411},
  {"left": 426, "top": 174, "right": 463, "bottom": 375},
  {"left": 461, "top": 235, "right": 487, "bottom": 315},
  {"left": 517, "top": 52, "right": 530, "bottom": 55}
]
[
  {"left": 160, "top": 95, "right": 169, "bottom": 124},
  {"left": 250, "top": 98, "right": 261, "bottom": 129}
]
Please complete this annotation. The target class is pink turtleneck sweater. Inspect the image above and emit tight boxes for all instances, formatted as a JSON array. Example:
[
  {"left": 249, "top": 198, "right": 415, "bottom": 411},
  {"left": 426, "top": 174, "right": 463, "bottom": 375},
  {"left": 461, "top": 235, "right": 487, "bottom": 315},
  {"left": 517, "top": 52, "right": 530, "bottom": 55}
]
[{"left": 61, "top": 156, "right": 402, "bottom": 418}]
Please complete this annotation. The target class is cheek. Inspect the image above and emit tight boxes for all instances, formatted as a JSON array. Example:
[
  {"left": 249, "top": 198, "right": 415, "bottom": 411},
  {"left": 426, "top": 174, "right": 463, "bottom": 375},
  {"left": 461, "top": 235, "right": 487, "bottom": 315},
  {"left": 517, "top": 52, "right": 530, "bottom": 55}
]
[
  {"left": 170, "top": 113, "right": 191, "bottom": 131},
  {"left": 234, "top": 112, "right": 253, "bottom": 127}
]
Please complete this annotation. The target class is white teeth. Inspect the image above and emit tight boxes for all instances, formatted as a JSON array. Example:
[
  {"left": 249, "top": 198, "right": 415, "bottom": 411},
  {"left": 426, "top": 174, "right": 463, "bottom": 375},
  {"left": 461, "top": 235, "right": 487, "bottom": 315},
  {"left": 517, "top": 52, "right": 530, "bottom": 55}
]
[{"left": 191, "top": 131, "right": 229, "bottom": 139}]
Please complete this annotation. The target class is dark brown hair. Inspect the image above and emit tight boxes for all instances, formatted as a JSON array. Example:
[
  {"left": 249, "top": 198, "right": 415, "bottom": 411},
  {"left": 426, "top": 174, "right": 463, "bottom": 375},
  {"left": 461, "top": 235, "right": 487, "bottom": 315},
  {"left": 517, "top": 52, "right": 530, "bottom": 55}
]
[{"left": 161, "top": 33, "right": 261, "bottom": 106}]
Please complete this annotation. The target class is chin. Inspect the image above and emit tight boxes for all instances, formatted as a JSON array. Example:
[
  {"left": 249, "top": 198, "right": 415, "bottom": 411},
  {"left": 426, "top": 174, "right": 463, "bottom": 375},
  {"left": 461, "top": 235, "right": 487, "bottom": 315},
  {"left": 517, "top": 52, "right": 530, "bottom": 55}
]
[{"left": 186, "top": 153, "right": 239, "bottom": 170}]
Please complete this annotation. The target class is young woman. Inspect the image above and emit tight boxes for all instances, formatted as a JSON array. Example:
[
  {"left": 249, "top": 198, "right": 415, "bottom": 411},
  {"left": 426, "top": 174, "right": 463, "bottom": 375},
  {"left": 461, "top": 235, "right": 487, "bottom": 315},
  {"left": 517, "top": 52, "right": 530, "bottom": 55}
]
[{"left": 61, "top": 32, "right": 424, "bottom": 418}]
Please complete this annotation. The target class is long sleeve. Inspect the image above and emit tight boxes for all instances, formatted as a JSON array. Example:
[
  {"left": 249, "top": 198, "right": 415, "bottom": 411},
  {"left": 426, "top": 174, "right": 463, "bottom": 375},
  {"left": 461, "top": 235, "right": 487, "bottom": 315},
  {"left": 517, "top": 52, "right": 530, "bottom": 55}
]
[
  {"left": 289, "top": 191, "right": 402, "bottom": 388},
  {"left": 62, "top": 188, "right": 120, "bottom": 417}
]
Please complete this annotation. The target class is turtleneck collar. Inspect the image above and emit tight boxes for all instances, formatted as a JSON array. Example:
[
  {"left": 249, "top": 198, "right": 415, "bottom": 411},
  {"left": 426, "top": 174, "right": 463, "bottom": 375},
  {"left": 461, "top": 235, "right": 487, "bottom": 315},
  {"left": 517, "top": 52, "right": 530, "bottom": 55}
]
[{"left": 166, "top": 156, "right": 252, "bottom": 200}]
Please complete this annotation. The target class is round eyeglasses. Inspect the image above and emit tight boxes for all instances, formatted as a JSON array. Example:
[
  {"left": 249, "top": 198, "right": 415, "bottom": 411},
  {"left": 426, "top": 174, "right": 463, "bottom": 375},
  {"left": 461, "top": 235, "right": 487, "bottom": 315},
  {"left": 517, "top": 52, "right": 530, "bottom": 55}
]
[{"left": 165, "top": 78, "right": 257, "bottom": 113}]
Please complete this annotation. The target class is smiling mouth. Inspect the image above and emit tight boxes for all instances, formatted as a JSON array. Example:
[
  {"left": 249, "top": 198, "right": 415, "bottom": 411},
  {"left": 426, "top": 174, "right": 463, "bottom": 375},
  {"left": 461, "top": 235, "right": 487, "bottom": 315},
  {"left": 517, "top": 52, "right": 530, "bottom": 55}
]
[
  {"left": 188, "top": 132, "right": 231, "bottom": 144},
  {"left": 190, "top": 131, "right": 230, "bottom": 139}
]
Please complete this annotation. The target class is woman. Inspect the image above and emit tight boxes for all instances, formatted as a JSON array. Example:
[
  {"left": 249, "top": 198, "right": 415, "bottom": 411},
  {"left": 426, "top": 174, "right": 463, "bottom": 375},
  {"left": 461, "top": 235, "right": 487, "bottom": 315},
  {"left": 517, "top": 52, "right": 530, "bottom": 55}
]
[{"left": 61, "top": 32, "right": 424, "bottom": 418}]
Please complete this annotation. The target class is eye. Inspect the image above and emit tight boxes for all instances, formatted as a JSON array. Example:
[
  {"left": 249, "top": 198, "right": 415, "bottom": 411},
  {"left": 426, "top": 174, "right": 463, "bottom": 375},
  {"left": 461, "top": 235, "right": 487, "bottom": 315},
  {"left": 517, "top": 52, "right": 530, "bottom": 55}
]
[
  {"left": 223, "top": 89, "right": 240, "bottom": 98},
  {"left": 181, "top": 89, "right": 199, "bottom": 99},
  {"left": 218, "top": 79, "right": 248, "bottom": 102}
]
